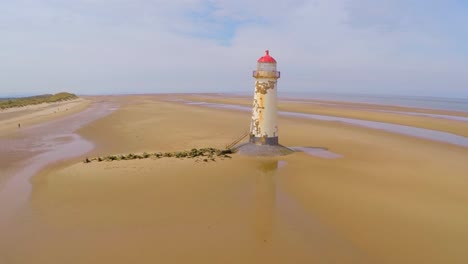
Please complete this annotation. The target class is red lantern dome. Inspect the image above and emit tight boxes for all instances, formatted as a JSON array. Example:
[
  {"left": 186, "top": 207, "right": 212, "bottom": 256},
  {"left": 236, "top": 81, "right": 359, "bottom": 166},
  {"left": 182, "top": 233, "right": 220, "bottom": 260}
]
[{"left": 257, "top": 50, "right": 277, "bottom": 63}]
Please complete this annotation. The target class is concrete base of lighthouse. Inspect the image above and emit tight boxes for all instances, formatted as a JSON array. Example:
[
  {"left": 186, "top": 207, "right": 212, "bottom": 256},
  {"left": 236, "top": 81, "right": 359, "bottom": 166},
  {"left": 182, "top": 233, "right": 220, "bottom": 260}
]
[{"left": 234, "top": 142, "right": 293, "bottom": 156}]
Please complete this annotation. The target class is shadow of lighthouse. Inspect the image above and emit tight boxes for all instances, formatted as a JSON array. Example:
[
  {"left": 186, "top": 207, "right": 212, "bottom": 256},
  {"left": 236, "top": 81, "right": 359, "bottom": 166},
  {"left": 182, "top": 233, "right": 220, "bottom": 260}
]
[{"left": 252, "top": 160, "right": 278, "bottom": 244}]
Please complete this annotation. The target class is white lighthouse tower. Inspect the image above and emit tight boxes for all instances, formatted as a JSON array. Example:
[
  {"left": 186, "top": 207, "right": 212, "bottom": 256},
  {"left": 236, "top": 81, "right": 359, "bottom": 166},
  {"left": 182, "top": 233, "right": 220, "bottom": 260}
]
[
  {"left": 237, "top": 50, "right": 292, "bottom": 156},
  {"left": 250, "top": 50, "right": 280, "bottom": 145}
]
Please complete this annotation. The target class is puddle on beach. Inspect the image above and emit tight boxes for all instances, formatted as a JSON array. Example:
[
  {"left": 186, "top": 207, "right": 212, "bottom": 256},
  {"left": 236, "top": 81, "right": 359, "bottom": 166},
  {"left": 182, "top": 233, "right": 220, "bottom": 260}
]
[
  {"left": 0, "top": 101, "right": 117, "bottom": 228},
  {"left": 176, "top": 100, "right": 468, "bottom": 148},
  {"left": 290, "top": 147, "right": 343, "bottom": 159},
  {"left": 277, "top": 160, "right": 288, "bottom": 168}
]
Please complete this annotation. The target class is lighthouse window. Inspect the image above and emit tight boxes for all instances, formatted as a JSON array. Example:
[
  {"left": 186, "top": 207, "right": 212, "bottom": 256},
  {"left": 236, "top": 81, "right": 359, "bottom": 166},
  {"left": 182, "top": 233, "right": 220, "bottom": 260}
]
[{"left": 258, "top": 63, "right": 276, "bottom": 71}]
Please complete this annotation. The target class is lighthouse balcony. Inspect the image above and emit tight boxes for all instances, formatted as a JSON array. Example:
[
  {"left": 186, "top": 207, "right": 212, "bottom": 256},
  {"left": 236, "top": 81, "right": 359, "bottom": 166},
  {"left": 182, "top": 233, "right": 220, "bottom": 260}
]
[{"left": 252, "top": 70, "right": 280, "bottom": 78}]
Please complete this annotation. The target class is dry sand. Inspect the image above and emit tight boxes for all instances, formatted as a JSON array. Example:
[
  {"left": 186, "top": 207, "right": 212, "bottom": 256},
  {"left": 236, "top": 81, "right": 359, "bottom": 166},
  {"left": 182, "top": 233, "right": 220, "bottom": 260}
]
[{"left": 1, "top": 94, "right": 468, "bottom": 264}]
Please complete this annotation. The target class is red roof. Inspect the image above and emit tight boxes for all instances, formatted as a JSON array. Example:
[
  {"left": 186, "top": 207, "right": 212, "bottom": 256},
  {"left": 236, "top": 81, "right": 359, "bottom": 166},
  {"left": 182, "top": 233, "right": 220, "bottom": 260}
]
[{"left": 257, "top": 50, "right": 276, "bottom": 63}]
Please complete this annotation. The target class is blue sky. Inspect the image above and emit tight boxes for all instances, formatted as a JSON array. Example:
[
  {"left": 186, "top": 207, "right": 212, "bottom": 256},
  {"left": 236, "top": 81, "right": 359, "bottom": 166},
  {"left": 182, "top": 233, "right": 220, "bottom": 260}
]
[{"left": 1, "top": 0, "right": 467, "bottom": 98}]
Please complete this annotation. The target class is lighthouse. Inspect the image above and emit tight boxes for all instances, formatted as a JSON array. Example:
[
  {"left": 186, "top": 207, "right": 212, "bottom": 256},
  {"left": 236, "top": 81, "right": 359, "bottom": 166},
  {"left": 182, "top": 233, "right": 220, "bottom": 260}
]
[
  {"left": 250, "top": 50, "right": 281, "bottom": 145},
  {"left": 237, "top": 50, "right": 292, "bottom": 156}
]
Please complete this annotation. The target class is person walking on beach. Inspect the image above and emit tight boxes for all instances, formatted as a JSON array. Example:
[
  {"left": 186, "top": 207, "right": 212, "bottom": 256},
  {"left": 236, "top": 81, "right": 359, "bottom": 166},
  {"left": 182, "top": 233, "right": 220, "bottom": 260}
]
[{"left": 18, "top": 123, "right": 21, "bottom": 128}]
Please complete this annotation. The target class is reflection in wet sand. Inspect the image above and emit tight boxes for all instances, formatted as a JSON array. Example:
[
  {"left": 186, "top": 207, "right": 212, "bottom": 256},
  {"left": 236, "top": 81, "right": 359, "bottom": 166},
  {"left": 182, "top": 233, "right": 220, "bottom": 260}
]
[
  {"left": 253, "top": 160, "right": 277, "bottom": 244},
  {"left": 252, "top": 159, "right": 367, "bottom": 263},
  {"left": 289, "top": 147, "right": 343, "bottom": 159}
]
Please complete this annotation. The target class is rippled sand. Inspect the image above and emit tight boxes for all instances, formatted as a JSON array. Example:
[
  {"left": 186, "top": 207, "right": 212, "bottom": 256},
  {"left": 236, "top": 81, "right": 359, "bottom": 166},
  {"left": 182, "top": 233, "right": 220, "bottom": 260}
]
[{"left": 1, "top": 95, "right": 468, "bottom": 264}]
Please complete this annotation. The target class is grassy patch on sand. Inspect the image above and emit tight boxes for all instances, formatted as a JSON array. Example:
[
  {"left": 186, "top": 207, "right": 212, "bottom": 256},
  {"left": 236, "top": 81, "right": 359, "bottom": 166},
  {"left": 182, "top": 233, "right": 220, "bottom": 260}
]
[{"left": 0, "top": 92, "right": 78, "bottom": 110}]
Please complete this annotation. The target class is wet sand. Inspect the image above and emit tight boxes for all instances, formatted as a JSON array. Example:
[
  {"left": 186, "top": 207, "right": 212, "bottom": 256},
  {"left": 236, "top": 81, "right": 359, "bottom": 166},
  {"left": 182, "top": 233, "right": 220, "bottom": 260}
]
[
  {"left": 0, "top": 98, "right": 91, "bottom": 137},
  {"left": 0, "top": 98, "right": 88, "bottom": 188},
  {"left": 0, "top": 97, "right": 119, "bottom": 233},
  {"left": 1, "top": 94, "right": 468, "bottom": 264},
  {"left": 177, "top": 94, "right": 468, "bottom": 137}
]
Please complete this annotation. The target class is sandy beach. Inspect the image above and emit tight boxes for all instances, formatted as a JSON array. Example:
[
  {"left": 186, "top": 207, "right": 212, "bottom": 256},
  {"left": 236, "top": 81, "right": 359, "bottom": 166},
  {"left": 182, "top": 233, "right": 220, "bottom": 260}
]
[
  {"left": 0, "top": 98, "right": 91, "bottom": 187},
  {"left": 0, "top": 98, "right": 91, "bottom": 137},
  {"left": 1, "top": 94, "right": 468, "bottom": 264}
]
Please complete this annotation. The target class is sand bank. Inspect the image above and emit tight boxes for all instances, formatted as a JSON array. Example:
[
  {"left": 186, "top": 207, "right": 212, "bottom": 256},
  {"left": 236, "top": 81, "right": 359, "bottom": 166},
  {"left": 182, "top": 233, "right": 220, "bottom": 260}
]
[
  {"left": 0, "top": 98, "right": 91, "bottom": 137},
  {"left": 1, "top": 94, "right": 466, "bottom": 264}
]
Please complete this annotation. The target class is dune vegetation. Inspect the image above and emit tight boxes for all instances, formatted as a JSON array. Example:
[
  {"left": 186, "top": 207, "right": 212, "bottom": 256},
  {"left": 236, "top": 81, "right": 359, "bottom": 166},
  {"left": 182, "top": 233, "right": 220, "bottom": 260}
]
[{"left": 0, "top": 92, "right": 78, "bottom": 110}]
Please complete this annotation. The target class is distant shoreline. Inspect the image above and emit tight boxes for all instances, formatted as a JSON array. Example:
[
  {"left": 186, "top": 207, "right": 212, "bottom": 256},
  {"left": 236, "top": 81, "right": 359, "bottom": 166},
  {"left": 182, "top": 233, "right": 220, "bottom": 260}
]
[
  {"left": 0, "top": 97, "right": 91, "bottom": 137},
  {"left": 0, "top": 92, "right": 78, "bottom": 111},
  {"left": 69, "top": 92, "right": 468, "bottom": 112}
]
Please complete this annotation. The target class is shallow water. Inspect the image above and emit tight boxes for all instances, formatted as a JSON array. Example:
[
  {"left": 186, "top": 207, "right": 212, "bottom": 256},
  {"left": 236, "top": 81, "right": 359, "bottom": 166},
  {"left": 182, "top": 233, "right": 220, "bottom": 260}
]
[
  {"left": 290, "top": 147, "right": 343, "bottom": 159},
  {"left": 378, "top": 109, "right": 468, "bottom": 122},
  {"left": 277, "top": 160, "right": 288, "bottom": 168},
  {"left": 178, "top": 100, "right": 468, "bottom": 148},
  {"left": 279, "top": 93, "right": 468, "bottom": 112},
  {"left": 0, "top": 101, "right": 117, "bottom": 228}
]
